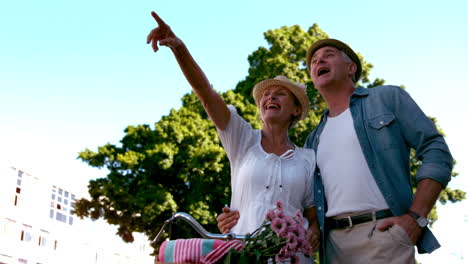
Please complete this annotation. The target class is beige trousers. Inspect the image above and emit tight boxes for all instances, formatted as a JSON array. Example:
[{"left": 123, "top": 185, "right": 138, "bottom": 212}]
[{"left": 325, "top": 218, "right": 415, "bottom": 264}]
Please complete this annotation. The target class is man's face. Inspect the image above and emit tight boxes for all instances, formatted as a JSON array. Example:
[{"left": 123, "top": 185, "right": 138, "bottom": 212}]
[{"left": 309, "top": 46, "right": 354, "bottom": 89}]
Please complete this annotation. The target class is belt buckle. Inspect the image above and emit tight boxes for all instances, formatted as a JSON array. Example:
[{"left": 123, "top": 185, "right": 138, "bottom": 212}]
[{"left": 346, "top": 216, "right": 353, "bottom": 229}]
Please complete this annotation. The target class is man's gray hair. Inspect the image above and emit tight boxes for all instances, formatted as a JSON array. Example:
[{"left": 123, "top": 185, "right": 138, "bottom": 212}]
[{"left": 341, "top": 51, "right": 357, "bottom": 84}]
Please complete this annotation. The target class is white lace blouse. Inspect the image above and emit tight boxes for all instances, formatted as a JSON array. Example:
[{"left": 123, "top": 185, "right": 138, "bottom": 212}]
[{"left": 217, "top": 105, "right": 315, "bottom": 235}]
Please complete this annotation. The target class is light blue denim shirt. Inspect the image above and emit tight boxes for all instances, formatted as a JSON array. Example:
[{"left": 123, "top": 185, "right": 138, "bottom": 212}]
[{"left": 305, "top": 85, "right": 453, "bottom": 261}]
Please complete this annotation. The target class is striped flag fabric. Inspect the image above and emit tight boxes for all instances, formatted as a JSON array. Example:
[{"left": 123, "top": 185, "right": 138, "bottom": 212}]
[
  {"left": 157, "top": 238, "right": 243, "bottom": 264},
  {"left": 200, "top": 239, "right": 244, "bottom": 264}
]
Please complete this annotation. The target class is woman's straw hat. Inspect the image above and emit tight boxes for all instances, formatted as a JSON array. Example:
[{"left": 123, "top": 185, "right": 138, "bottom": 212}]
[{"left": 252, "top": 75, "right": 310, "bottom": 122}]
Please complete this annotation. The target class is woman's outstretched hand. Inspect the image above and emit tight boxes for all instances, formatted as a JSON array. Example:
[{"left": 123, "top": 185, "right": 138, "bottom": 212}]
[{"left": 146, "top": 11, "right": 182, "bottom": 52}]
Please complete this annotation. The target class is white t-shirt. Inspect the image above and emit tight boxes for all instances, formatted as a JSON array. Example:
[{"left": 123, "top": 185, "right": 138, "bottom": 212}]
[
  {"left": 317, "top": 108, "right": 388, "bottom": 217},
  {"left": 217, "top": 105, "right": 315, "bottom": 235}
]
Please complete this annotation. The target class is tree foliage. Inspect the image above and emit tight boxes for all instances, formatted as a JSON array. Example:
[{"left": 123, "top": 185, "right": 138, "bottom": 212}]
[{"left": 75, "top": 23, "right": 464, "bottom": 255}]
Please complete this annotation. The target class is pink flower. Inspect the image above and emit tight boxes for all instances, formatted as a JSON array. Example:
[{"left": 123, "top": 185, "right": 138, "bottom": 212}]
[
  {"left": 286, "top": 233, "right": 298, "bottom": 250},
  {"left": 276, "top": 200, "right": 284, "bottom": 210},
  {"left": 289, "top": 225, "right": 306, "bottom": 241},
  {"left": 266, "top": 209, "right": 275, "bottom": 221},
  {"left": 275, "top": 251, "right": 287, "bottom": 263},
  {"left": 271, "top": 217, "right": 287, "bottom": 236},
  {"left": 296, "top": 238, "right": 304, "bottom": 251},
  {"left": 275, "top": 247, "right": 292, "bottom": 262},
  {"left": 302, "top": 243, "right": 313, "bottom": 257},
  {"left": 299, "top": 237, "right": 313, "bottom": 256},
  {"left": 295, "top": 210, "right": 304, "bottom": 225},
  {"left": 284, "top": 215, "right": 295, "bottom": 230},
  {"left": 275, "top": 209, "right": 285, "bottom": 220}
]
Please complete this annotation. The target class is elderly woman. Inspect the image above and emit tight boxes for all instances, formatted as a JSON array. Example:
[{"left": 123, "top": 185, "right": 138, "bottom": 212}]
[{"left": 147, "top": 11, "right": 320, "bottom": 261}]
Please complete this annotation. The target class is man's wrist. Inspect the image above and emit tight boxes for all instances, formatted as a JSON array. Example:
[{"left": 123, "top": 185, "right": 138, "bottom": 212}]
[{"left": 407, "top": 210, "right": 429, "bottom": 228}]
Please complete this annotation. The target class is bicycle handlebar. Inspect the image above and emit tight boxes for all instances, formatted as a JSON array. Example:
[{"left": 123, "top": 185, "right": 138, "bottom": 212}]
[{"left": 152, "top": 212, "right": 246, "bottom": 245}]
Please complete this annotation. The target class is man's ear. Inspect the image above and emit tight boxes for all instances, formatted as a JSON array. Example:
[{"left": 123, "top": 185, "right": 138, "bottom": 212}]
[{"left": 348, "top": 62, "right": 357, "bottom": 79}]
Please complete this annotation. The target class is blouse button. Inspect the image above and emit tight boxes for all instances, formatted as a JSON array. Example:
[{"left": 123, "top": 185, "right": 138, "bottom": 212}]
[
  {"left": 379, "top": 120, "right": 384, "bottom": 125},
  {"left": 318, "top": 206, "right": 322, "bottom": 211}
]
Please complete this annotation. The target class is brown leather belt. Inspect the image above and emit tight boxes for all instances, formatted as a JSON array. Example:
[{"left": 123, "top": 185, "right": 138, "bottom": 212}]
[{"left": 326, "top": 209, "right": 393, "bottom": 230}]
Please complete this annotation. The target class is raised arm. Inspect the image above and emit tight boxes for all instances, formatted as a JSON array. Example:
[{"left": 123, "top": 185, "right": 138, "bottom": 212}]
[{"left": 147, "top": 11, "right": 230, "bottom": 130}]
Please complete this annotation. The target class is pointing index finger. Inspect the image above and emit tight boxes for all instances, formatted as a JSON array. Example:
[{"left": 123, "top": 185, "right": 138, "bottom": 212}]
[{"left": 151, "top": 11, "right": 167, "bottom": 27}]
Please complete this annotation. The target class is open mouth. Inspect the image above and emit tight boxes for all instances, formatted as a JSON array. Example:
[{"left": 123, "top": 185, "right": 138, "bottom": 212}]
[
  {"left": 266, "top": 104, "right": 280, "bottom": 110},
  {"left": 317, "top": 67, "right": 330, "bottom": 76}
]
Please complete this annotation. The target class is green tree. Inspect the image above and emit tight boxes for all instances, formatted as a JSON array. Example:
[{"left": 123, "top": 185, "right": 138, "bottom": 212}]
[{"left": 75, "top": 24, "right": 465, "bottom": 259}]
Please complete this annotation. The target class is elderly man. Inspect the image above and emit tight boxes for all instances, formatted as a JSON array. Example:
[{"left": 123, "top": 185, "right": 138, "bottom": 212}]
[
  {"left": 304, "top": 38, "right": 452, "bottom": 263},
  {"left": 217, "top": 38, "right": 453, "bottom": 264}
]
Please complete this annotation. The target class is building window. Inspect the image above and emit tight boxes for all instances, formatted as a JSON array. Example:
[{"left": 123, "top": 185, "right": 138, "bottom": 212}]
[
  {"left": 20, "top": 231, "right": 32, "bottom": 242},
  {"left": 57, "top": 197, "right": 62, "bottom": 203},
  {"left": 38, "top": 236, "right": 47, "bottom": 247},
  {"left": 16, "top": 187, "right": 21, "bottom": 194},
  {"left": 54, "top": 240, "right": 58, "bottom": 250},
  {"left": 51, "top": 194, "right": 55, "bottom": 200},
  {"left": 68, "top": 216, "right": 73, "bottom": 225},
  {"left": 56, "top": 212, "right": 66, "bottom": 223},
  {"left": 71, "top": 194, "right": 76, "bottom": 200},
  {"left": 58, "top": 189, "right": 63, "bottom": 195},
  {"left": 17, "top": 179, "right": 22, "bottom": 186},
  {"left": 14, "top": 195, "right": 18, "bottom": 206},
  {"left": 18, "top": 258, "right": 27, "bottom": 263},
  {"left": 56, "top": 204, "right": 61, "bottom": 210},
  {"left": 65, "top": 191, "right": 69, "bottom": 198},
  {"left": 18, "top": 170, "right": 23, "bottom": 178},
  {"left": 2, "top": 219, "right": 16, "bottom": 249},
  {"left": 39, "top": 230, "right": 49, "bottom": 247},
  {"left": 64, "top": 199, "right": 68, "bottom": 205},
  {"left": 50, "top": 209, "right": 54, "bottom": 218}
]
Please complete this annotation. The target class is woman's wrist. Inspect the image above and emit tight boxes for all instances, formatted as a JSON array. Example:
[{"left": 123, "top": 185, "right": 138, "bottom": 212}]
[{"left": 170, "top": 37, "right": 184, "bottom": 52}]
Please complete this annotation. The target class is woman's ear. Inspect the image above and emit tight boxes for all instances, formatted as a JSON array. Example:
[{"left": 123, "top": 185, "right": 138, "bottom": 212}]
[{"left": 293, "top": 106, "right": 301, "bottom": 117}]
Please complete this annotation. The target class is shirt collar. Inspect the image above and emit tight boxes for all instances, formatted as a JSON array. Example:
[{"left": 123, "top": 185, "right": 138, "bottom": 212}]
[
  {"left": 321, "top": 86, "right": 368, "bottom": 118},
  {"left": 352, "top": 86, "right": 368, "bottom": 97}
]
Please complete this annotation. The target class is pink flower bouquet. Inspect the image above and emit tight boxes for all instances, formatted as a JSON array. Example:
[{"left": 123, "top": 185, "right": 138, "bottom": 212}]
[{"left": 222, "top": 200, "right": 312, "bottom": 263}]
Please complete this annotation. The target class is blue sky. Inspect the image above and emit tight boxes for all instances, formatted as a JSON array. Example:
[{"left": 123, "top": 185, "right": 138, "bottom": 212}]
[{"left": 1, "top": 0, "right": 467, "bottom": 262}]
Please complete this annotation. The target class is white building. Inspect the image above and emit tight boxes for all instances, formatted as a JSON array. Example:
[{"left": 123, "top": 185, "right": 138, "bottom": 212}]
[{"left": 0, "top": 165, "right": 154, "bottom": 264}]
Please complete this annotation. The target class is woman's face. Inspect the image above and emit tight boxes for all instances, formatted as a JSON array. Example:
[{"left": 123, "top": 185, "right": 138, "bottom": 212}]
[{"left": 259, "top": 85, "right": 300, "bottom": 126}]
